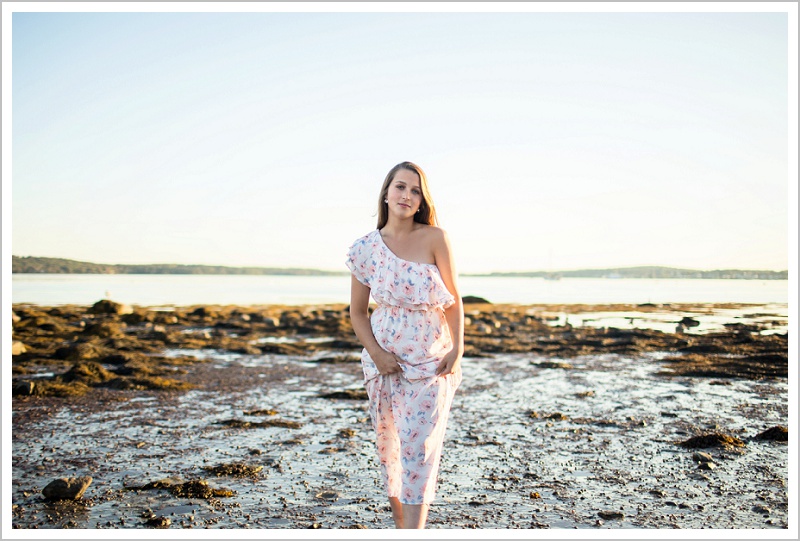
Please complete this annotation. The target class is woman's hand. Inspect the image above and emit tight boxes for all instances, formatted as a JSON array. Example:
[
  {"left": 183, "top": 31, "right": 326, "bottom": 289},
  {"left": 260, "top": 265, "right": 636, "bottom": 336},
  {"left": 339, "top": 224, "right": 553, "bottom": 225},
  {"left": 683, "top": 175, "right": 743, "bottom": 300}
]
[
  {"left": 373, "top": 349, "right": 403, "bottom": 375},
  {"left": 436, "top": 349, "right": 462, "bottom": 376}
]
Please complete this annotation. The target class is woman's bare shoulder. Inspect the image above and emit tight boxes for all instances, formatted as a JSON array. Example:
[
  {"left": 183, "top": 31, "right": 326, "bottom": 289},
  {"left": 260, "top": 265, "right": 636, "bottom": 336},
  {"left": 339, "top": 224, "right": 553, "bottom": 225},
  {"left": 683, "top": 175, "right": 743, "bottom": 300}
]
[{"left": 414, "top": 225, "right": 449, "bottom": 252}]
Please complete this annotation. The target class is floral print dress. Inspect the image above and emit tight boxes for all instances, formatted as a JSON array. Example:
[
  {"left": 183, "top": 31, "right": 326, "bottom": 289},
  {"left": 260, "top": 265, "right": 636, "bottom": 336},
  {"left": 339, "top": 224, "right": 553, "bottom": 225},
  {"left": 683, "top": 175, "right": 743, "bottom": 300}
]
[{"left": 346, "top": 229, "right": 462, "bottom": 505}]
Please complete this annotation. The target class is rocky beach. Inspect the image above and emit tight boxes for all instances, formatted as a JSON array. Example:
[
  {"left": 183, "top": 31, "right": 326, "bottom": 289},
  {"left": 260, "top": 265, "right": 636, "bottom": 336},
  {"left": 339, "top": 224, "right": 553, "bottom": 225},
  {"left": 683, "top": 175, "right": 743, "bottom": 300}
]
[{"left": 9, "top": 299, "right": 790, "bottom": 530}]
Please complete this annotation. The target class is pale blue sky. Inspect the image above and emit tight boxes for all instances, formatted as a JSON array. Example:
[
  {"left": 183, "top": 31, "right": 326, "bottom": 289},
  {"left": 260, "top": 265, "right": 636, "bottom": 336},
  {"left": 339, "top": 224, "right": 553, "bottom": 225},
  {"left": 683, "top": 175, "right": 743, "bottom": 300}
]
[{"left": 6, "top": 6, "right": 794, "bottom": 273}]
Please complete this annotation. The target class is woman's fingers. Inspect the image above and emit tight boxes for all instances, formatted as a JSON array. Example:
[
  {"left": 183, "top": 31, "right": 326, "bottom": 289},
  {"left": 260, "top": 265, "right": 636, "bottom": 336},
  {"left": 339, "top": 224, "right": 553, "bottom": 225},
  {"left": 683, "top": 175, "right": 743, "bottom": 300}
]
[{"left": 377, "top": 355, "right": 403, "bottom": 375}]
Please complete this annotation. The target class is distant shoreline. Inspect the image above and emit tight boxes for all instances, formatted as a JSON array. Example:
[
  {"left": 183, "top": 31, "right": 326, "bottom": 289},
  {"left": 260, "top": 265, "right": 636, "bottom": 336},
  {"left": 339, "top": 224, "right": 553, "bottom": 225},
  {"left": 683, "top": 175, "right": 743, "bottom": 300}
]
[{"left": 11, "top": 255, "right": 788, "bottom": 280}]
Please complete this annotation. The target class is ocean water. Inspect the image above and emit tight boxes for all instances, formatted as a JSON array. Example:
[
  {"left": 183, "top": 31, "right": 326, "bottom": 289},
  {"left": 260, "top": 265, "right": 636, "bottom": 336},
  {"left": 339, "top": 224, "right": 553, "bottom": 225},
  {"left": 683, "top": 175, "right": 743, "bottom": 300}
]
[{"left": 10, "top": 273, "right": 789, "bottom": 307}]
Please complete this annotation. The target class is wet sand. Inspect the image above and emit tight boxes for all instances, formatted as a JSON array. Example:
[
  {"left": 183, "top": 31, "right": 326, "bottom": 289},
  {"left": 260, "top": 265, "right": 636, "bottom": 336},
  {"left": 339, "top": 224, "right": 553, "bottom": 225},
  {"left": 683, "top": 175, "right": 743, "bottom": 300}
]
[{"left": 9, "top": 301, "right": 789, "bottom": 530}]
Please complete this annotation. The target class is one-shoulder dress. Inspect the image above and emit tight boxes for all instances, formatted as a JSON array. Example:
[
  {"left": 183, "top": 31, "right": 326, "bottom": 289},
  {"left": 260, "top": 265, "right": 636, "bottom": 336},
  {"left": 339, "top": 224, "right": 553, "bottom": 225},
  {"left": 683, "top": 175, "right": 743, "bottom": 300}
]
[{"left": 346, "top": 229, "right": 462, "bottom": 506}]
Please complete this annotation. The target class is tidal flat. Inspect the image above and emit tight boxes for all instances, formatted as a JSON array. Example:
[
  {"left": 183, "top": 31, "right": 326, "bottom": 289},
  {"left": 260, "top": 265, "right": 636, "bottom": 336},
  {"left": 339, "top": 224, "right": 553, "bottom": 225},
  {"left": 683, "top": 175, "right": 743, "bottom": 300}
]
[{"left": 10, "top": 301, "right": 789, "bottom": 530}]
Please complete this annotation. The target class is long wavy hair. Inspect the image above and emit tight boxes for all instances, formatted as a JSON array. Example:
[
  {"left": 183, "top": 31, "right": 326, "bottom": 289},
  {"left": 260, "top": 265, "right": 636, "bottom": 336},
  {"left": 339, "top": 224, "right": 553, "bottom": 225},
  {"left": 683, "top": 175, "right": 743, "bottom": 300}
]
[{"left": 376, "top": 161, "right": 438, "bottom": 229}]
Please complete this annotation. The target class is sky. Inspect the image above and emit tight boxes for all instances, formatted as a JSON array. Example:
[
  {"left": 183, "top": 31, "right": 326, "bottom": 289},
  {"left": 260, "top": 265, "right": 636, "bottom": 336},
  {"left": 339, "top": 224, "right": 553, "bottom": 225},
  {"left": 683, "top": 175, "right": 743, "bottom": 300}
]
[{"left": 4, "top": 3, "right": 797, "bottom": 274}]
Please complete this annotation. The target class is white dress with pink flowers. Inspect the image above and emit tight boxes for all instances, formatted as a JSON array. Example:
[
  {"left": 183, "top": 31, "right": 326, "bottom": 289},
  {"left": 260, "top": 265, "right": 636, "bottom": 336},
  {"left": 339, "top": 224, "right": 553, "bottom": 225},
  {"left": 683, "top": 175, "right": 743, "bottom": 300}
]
[{"left": 346, "top": 229, "right": 462, "bottom": 505}]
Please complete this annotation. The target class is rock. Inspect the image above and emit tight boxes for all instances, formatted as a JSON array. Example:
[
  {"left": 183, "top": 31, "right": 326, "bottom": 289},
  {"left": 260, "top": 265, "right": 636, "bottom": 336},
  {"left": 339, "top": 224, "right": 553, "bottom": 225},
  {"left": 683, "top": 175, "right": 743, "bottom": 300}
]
[
  {"left": 320, "top": 389, "right": 368, "bottom": 400},
  {"left": 597, "top": 510, "right": 624, "bottom": 520},
  {"left": 243, "top": 408, "right": 278, "bottom": 416},
  {"left": 534, "top": 361, "right": 574, "bottom": 370},
  {"left": 42, "top": 476, "right": 92, "bottom": 500},
  {"left": 315, "top": 490, "right": 340, "bottom": 501},
  {"left": 83, "top": 322, "right": 125, "bottom": 338},
  {"left": 258, "top": 342, "right": 308, "bottom": 356},
  {"left": 32, "top": 380, "right": 92, "bottom": 398},
  {"left": 679, "top": 316, "right": 701, "bottom": 328},
  {"left": 100, "top": 352, "right": 144, "bottom": 365},
  {"left": 752, "top": 504, "right": 771, "bottom": 515},
  {"left": 754, "top": 426, "right": 788, "bottom": 442},
  {"left": 679, "top": 432, "right": 745, "bottom": 449},
  {"left": 121, "top": 311, "right": 148, "bottom": 324},
  {"left": 473, "top": 323, "right": 493, "bottom": 334},
  {"left": 261, "top": 316, "right": 279, "bottom": 328},
  {"left": 191, "top": 307, "right": 222, "bottom": 320},
  {"left": 88, "top": 299, "right": 132, "bottom": 315},
  {"left": 11, "top": 341, "right": 27, "bottom": 355},
  {"left": 13, "top": 381, "right": 36, "bottom": 396},
  {"left": 54, "top": 342, "right": 110, "bottom": 361},
  {"left": 12, "top": 311, "right": 21, "bottom": 324},
  {"left": 61, "top": 362, "right": 116, "bottom": 384},
  {"left": 145, "top": 516, "right": 171, "bottom": 528},
  {"left": 153, "top": 313, "right": 179, "bottom": 325},
  {"left": 693, "top": 451, "right": 716, "bottom": 470},
  {"left": 692, "top": 452, "right": 714, "bottom": 463},
  {"left": 169, "top": 480, "right": 234, "bottom": 499},
  {"left": 202, "top": 463, "right": 263, "bottom": 478},
  {"left": 232, "top": 345, "right": 262, "bottom": 355},
  {"left": 311, "top": 354, "right": 361, "bottom": 364},
  {"left": 216, "top": 418, "right": 302, "bottom": 429},
  {"left": 462, "top": 295, "right": 491, "bottom": 304}
]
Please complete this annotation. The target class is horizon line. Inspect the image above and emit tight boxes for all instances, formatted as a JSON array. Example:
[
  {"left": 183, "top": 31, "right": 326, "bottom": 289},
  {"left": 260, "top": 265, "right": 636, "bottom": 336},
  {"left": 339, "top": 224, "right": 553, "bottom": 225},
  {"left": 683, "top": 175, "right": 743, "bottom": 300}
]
[{"left": 10, "top": 255, "right": 789, "bottom": 275}]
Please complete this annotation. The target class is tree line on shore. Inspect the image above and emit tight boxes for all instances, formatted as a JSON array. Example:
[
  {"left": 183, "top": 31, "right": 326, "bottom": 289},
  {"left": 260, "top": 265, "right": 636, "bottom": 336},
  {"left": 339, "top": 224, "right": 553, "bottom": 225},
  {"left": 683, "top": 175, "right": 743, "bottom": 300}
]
[
  {"left": 11, "top": 256, "right": 787, "bottom": 280},
  {"left": 11, "top": 256, "right": 343, "bottom": 276},
  {"left": 477, "top": 266, "right": 787, "bottom": 280}
]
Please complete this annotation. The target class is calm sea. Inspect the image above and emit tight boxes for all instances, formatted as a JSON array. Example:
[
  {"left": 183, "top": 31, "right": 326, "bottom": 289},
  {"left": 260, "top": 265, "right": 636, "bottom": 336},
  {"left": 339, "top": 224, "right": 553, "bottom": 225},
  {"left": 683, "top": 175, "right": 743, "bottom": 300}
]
[{"left": 10, "top": 273, "right": 790, "bottom": 307}]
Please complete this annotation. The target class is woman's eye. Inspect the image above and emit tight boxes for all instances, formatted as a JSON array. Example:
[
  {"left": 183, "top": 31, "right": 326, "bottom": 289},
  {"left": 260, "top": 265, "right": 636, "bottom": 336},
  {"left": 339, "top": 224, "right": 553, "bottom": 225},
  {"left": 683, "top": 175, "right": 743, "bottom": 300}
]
[{"left": 412, "top": 190, "right": 420, "bottom": 195}]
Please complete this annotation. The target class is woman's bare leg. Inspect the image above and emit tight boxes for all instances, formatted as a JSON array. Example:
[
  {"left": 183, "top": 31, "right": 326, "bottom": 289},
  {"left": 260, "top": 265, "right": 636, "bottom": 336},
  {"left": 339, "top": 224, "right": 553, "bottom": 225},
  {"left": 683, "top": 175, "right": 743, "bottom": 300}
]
[
  {"left": 389, "top": 497, "right": 403, "bottom": 528},
  {"left": 401, "top": 503, "right": 429, "bottom": 529}
]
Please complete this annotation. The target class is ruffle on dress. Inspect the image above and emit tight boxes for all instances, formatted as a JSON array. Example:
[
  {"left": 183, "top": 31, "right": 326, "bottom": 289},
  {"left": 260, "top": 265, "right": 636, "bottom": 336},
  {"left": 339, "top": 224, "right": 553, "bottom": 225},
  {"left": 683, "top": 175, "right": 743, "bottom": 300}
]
[{"left": 346, "top": 230, "right": 455, "bottom": 311}]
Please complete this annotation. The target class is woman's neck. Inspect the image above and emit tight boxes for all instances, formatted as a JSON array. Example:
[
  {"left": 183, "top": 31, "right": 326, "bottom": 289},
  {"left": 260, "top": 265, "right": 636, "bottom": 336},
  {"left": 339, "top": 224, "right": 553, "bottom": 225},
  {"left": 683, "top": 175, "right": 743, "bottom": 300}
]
[{"left": 381, "top": 217, "right": 418, "bottom": 237}]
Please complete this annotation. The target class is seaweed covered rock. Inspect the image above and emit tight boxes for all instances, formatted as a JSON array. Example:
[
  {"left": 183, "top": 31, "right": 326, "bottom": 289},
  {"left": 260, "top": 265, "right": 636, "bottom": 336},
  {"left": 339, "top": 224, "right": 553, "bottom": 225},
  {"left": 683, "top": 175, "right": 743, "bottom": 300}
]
[
  {"left": 61, "top": 362, "right": 117, "bottom": 384},
  {"left": 88, "top": 299, "right": 132, "bottom": 315},
  {"left": 202, "top": 463, "right": 264, "bottom": 478},
  {"left": 169, "top": 480, "right": 234, "bottom": 499},
  {"left": 754, "top": 426, "right": 788, "bottom": 442},
  {"left": 679, "top": 432, "right": 745, "bottom": 449}
]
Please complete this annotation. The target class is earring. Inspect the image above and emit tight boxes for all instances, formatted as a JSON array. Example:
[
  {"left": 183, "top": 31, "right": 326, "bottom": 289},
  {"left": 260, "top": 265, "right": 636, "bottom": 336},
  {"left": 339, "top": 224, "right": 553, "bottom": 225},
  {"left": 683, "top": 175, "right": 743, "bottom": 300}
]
[
  {"left": 384, "top": 199, "right": 388, "bottom": 203},
  {"left": 416, "top": 209, "right": 421, "bottom": 213}
]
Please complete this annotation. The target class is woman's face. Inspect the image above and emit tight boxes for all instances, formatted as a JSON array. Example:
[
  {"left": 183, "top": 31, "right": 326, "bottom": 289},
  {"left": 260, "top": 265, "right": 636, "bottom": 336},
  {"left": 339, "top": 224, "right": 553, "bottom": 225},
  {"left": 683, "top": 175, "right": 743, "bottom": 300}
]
[{"left": 386, "top": 169, "right": 422, "bottom": 218}]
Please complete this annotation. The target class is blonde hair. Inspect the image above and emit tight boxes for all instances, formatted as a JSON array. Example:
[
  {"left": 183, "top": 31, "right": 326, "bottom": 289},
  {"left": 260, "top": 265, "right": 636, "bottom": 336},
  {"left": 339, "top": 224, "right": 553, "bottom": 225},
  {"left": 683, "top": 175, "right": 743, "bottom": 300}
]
[{"left": 376, "top": 162, "right": 438, "bottom": 229}]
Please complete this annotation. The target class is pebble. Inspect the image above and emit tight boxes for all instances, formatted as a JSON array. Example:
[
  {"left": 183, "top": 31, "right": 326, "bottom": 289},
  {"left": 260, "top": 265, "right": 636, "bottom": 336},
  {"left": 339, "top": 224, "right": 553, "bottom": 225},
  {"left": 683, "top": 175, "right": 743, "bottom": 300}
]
[
  {"left": 598, "top": 510, "right": 624, "bottom": 520},
  {"left": 692, "top": 452, "right": 714, "bottom": 463}
]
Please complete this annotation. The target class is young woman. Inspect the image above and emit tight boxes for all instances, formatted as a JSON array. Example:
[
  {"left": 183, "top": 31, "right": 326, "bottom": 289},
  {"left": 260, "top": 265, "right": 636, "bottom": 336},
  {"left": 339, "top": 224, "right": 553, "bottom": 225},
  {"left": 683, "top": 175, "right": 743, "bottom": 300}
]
[{"left": 346, "top": 161, "right": 464, "bottom": 529}]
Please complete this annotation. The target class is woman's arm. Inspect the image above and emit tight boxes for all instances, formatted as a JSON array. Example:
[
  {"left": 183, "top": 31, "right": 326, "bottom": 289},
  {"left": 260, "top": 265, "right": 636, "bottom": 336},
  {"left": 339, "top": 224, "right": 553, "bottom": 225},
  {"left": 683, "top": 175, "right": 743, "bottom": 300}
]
[
  {"left": 431, "top": 228, "right": 464, "bottom": 376},
  {"left": 349, "top": 275, "right": 402, "bottom": 375}
]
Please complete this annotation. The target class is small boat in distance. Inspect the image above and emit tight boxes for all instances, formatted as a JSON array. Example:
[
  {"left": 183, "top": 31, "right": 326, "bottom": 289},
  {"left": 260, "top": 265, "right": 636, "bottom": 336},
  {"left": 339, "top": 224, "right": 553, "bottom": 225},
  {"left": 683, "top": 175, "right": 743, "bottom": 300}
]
[{"left": 543, "top": 272, "right": 562, "bottom": 281}]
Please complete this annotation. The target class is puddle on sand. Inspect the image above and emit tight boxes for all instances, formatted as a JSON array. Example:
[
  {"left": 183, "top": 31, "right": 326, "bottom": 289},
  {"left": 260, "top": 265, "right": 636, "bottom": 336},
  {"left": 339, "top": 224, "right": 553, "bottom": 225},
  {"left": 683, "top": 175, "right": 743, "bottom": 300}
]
[
  {"left": 11, "top": 348, "right": 788, "bottom": 530},
  {"left": 547, "top": 304, "right": 788, "bottom": 335}
]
